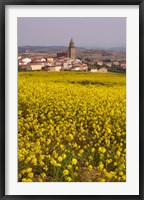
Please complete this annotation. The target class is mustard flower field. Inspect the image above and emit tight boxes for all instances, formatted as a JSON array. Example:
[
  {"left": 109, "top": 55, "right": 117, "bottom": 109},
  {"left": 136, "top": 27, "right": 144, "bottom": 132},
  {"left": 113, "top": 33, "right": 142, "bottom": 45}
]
[{"left": 18, "top": 72, "right": 126, "bottom": 182}]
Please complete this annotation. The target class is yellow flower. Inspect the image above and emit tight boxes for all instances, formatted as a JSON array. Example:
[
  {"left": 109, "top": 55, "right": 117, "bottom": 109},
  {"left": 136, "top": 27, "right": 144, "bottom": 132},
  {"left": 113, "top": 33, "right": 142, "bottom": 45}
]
[
  {"left": 79, "top": 149, "right": 84, "bottom": 154},
  {"left": 74, "top": 172, "right": 78, "bottom": 177},
  {"left": 31, "top": 158, "right": 37, "bottom": 165},
  {"left": 98, "top": 147, "right": 106, "bottom": 153},
  {"left": 98, "top": 162, "right": 104, "bottom": 171},
  {"left": 43, "top": 166, "right": 48, "bottom": 171},
  {"left": 91, "top": 148, "right": 95, "bottom": 153},
  {"left": 122, "top": 175, "right": 126, "bottom": 181},
  {"left": 47, "top": 139, "right": 51, "bottom": 145},
  {"left": 62, "top": 154, "right": 66, "bottom": 159},
  {"left": 60, "top": 144, "right": 64, "bottom": 149},
  {"left": 36, "top": 141, "right": 40, "bottom": 145},
  {"left": 67, "top": 165, "right": 72, "bottom": 169},
  {"left": 99, "top": 178, "right": 105, "bottom": 182},
  {"left": 18, "top": 72, "right": 126, "bottom": 182},
  {"left": 46, "top": 155, "right": 51, "bottom": 160},
  {"left": 73, "top": 143, "right": 77, "bottom": 148},
  {"left": 63, "top": 169, "right": 69, "bottom": 176},
  {"left": 21, "top": 169, "right": 26, "bottom": 175},
  {"left": 22, "top": 178, "right": 27, "bottom": 182},
  {"left": 66, "top": 176, "right": 72, "bottom": 182},
  {"left": 27, "top": 178, "right": 32, "bottom": 182},
  {"left": 68, "top": 134, "right": 74, "bottom": 141},
  {"left": 116, "top": 150, "right": 121, "bottom": 156},
  {"left": 41, "top": 173, "right": 46, "bottom": 178},
  {"left": 88, "top": 165, "right": 93, "bottom": 171},
  {"left": 107, "top": 128, "right": 111, "bottom": 134},
  {"left": 50, "top": 158, "right": 57, "bottom": 166},
  {"left": 58, "top": 156, "right": 63, "bottom": 162},
  {"left": 28, "top": 172, "right": 33, "bottom": 178},
  {"left": 25, "top": 157, "right": 31, "bottom": 163},
  {"left": 18, "top": 174, "right": 22, "bottom": 178},
  {"left": 40, "top": 161, "right": 44, "bottom": 166},
  {"left": 88, "top": 156, "right": 93, "bottom": 161},
  {"left": 85, "top": 161, "right": 89, "bottom": 166},
  {"left": 53, "top": 150, "right": 58, "bottom": 158},
  {"left": 26, "top": 168, "right": 32, "bottom": 173},
  {"left": 119, "top": 172, "right": 123, "bottom": 176},
  {"left": 72, "top": 158, "right": 77, "bottom": 165},
  {"left": 56, "top": 163, "right": 61, "bottom": 167}
]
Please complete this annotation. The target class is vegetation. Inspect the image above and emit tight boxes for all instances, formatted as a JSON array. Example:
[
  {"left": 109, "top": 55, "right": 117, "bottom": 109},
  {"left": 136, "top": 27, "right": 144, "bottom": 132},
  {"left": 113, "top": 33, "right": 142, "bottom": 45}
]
[
  {"left": 108, "top": 66, "right": 126, "bottom": 73},
  {"left": 18, "top": 71, "right": 126, "bottom": 182}
]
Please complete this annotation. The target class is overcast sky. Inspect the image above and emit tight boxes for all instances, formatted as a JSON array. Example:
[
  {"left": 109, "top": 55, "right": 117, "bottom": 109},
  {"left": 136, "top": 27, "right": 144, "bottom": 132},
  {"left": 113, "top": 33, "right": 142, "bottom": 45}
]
[{"left": 18, "top": 17, "right": 126, "bottom": 48}]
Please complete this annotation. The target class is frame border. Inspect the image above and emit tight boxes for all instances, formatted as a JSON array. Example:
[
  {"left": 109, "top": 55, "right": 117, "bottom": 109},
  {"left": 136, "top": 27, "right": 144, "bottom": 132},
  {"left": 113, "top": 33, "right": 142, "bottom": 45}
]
[{"left": 0, "top": 0, "right": 144, "bottom": 199}]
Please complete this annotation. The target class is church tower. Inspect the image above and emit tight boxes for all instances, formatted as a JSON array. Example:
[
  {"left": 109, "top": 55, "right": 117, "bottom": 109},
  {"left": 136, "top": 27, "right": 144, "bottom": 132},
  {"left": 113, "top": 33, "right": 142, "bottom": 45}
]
[{"left": 69, "top": 38, "right": 75, "bottom": 59}]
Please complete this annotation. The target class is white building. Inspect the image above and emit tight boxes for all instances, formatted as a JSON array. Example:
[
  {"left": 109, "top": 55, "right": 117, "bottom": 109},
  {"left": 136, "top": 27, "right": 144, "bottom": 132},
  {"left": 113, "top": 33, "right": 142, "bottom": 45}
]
[
  {"left": 47, "top": 58, "right": 54, "bottom": 62},
  {"left": 97, "top": 61, "right": 103, "bottom": 66},
  {"left": 63, "top": 62, "right": 72, "bottom": 69},
  {"left": 19, "top": 61, "right": 26, "bottom": 65},
  {"left": 40, "top": 58, "right": 47, "bottom": 62},
  {"left": 113, "top": 61, "right": 119, "bottom": 66},
  {"left": 121, "top": 63, "right": 126, "bottom": 68},
  {"left": 18, "top": 56, "right": 22, "bottom": 60},
  {"left": 26, "top": 63, "right": 42, "bottom": 71},
  {"left": 22, "top": 57, "right": 31, "bottom": 65},
  {"left": 49, "top": 66, "right": 61, "bottom": 71},
  {"left": 105, "top": 62, "right": 112, "bottom": 67},
  {"left": 71, "top": 66, "right": 81, "bottom": 71},
  {"left": 63, "top": 62, "right": 69, "bottom": 69},
  {"left": 98, "top": 67, "right": 107, "bottom": 73},
  {"left": 91, "top": 69, "right": 98, "bottom": 72},
  {"left": 55, "top": 62, "right": 62, "bottom": 66}
]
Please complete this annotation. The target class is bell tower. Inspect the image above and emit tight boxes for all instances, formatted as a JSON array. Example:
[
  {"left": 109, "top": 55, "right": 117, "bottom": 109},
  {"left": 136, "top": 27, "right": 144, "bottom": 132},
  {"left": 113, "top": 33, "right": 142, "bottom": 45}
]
[{"left": 69, "top": 38, "right": 75, "bottom": 59}]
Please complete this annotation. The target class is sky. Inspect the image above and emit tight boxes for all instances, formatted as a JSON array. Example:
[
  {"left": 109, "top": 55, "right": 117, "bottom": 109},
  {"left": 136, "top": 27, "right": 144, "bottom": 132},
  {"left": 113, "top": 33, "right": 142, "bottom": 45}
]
[{"left": 18, "top": 17, "right": 126, "bottom": 48}]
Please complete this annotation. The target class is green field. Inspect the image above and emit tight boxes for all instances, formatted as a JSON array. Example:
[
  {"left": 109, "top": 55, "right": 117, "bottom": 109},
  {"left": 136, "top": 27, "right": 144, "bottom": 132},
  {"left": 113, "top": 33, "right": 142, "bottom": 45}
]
[{"left": 18, "top": 71, "right": 126, "bottom": 182}]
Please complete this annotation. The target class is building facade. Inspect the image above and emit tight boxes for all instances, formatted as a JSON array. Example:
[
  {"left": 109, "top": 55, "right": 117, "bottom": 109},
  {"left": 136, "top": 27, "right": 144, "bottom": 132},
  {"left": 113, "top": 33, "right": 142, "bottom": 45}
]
[
  {"left": 68, "top": 38, "right": 75, "bottom": 59},
  {"left": 57, "top": 51, "right": 68, "bottom": 58}
]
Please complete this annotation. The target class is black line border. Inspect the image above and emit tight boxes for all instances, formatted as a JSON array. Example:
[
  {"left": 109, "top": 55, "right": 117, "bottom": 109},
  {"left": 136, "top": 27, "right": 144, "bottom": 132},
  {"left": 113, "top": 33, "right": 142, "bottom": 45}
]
[{"left": 0, "top": 1, "right": 143, "bottom": 199}]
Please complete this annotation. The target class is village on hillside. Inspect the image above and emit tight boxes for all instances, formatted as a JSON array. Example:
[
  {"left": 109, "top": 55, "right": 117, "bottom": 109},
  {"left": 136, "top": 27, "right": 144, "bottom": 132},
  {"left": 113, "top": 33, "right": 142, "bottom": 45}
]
[{"left": 18, "top": 38, "right": 126, "bottom": 73}]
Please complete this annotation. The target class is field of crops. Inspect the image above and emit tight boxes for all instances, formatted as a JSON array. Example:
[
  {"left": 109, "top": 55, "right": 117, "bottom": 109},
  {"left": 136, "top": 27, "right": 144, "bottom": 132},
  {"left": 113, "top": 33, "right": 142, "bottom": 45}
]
[{"left": 18, "top": 71, "right": 126, "bottom": 182}]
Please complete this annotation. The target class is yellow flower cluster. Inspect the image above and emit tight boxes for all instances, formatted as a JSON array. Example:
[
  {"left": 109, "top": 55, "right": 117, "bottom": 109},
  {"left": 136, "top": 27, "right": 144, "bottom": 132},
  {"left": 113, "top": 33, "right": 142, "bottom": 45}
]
[{"left": 18, "top": 72, "right": 126, "bottom": 182}]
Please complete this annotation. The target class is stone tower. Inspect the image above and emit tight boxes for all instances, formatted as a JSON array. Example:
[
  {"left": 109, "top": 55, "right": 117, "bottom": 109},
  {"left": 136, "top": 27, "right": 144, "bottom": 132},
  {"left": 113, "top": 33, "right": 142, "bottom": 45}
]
[{"left": 69, "top": 38, "right": 75, "bottom": 59}]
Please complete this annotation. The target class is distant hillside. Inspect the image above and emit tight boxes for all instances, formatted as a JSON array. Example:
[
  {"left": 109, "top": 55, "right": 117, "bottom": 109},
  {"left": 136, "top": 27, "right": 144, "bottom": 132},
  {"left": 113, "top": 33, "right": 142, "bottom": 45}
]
[
  {"left": 84, "top": 47, "right": 126, "bottom": 52},
  {"left": 107, "top": 47, "right": 126, "bottom": 52},
  {"left": 18, "top": 46, "right": 86, "bottom": 53}
]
